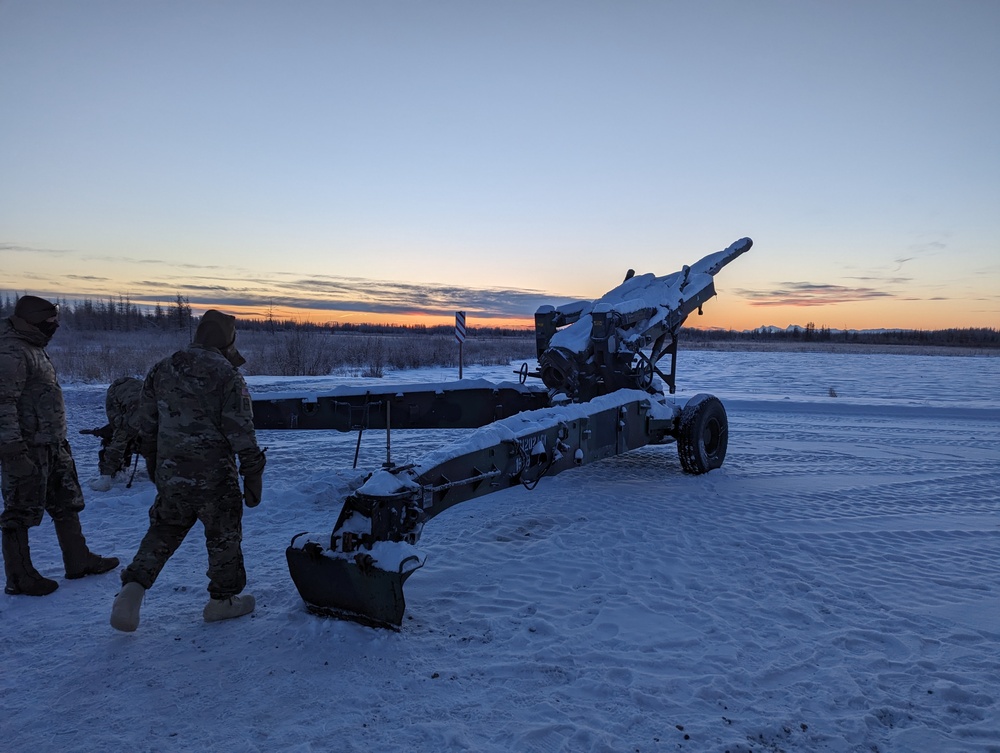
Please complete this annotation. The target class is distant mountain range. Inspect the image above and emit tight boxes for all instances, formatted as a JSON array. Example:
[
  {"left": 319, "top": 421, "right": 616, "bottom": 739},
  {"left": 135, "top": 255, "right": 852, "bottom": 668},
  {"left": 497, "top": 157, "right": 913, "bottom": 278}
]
[{"left": 747, "top": 325, "right": 920, "bottom": 336}]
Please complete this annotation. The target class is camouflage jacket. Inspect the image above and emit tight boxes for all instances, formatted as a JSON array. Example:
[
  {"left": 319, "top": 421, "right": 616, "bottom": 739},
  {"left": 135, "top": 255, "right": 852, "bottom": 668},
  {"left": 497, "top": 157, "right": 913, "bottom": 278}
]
[
  {"left": 99, "top": 376, "right": 143, "bottom": 475},
  {"left": 0, "top": 317, "right": 67, "bottom": 454},
  {"left": 138, "top": 344, "right": 264, "bottom": 480},
  {"left": 106, "top": 376, "right": 142, "bottom": 426}
]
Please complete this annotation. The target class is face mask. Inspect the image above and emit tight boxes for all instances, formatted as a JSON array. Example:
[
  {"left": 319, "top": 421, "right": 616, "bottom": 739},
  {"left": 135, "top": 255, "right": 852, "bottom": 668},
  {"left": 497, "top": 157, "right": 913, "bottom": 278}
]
[
  {"left": 36, "top": 320, "right": 60, "bottom": 338},
  {"left": 223, "top": 344, "right": 246, "bottom": 368}
]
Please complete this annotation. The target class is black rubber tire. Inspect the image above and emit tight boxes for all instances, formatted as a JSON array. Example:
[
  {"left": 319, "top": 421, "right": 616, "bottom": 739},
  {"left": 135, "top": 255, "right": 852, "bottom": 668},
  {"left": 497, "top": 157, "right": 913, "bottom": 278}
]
[{"left": 677, "top": 394, "right": 728, "bottom": 474}]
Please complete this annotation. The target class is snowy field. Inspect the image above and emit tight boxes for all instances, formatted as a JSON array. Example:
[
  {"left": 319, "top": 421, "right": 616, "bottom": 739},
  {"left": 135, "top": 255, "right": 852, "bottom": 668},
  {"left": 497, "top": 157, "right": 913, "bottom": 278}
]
[{"left": 3, "top": 350, "right": 999, "bottom": 753}]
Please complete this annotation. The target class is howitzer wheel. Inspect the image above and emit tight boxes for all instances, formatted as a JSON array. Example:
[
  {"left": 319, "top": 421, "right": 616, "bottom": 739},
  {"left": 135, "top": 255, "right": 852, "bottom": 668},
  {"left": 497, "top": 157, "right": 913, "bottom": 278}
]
[{"left": 677, "top": 394, "right": 728, "bottom": 474}]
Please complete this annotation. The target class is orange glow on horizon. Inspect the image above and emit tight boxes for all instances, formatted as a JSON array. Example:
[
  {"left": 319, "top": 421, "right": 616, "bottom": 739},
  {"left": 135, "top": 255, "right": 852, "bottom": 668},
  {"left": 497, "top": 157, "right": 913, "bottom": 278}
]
[
  {"left": 198, "top": 303, "right": 538, "bottom": 330},
  {"left": 188, "top": 295, "right": 996, "bottom": 334}
]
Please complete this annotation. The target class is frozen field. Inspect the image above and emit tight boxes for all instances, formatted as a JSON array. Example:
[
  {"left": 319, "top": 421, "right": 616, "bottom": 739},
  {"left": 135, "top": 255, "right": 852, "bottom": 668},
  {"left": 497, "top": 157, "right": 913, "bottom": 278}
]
[{"left": 2, "top": 349, "right": 998, "bottom": 753}]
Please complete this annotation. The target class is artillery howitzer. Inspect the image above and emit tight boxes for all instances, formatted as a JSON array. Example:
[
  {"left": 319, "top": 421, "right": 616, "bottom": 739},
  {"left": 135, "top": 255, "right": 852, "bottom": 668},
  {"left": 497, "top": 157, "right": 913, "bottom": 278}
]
[{"left": 253, "top": 237, "right": 752, "bottom": 628}]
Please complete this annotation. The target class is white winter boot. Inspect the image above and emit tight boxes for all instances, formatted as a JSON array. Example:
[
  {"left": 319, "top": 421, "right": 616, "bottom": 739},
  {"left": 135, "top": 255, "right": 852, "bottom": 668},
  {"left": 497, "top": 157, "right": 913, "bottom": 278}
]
[
  {"left": 88, "top": 474, "right": 114, "bottom": 492},
  {"left": 110, "top": 582, "right": 146, "bottom": 632},
  {"left": 203, "top": 594, "right": 255, "bottom": 623}
]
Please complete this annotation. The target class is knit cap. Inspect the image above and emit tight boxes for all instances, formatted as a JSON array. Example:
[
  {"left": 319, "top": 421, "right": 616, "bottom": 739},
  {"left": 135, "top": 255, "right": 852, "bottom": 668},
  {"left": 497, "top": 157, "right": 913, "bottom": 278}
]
[{"left": 14, "top": 295, "right": 58, "bottom": 324}]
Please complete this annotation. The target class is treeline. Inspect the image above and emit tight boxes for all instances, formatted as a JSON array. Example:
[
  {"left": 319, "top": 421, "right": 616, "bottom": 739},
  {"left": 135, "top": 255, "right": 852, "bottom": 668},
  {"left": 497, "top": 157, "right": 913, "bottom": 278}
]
[
  {"left": 0, "top": 293, "right": 527, "bottom": 338},
  {"left": 2, "top": 293, "right": 996, "bottom": 348},
  {"left": 0, "top": 292, "right": 194, "bottom": 332},
  {"left": 683, "top": 322, "right": 1000, "bottom": 348},
  {"left": 237, "top": 317, "right": 533, "bottom": 338}
]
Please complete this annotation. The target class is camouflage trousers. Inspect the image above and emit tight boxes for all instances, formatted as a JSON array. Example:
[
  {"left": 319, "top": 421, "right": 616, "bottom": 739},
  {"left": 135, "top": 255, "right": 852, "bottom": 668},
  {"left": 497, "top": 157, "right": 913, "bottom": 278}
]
[
  {"left": 121, "top": 476, "right": 246, "bottom": 598},
  {"left": 0, "top": 441, "right": 86, "bottom": 530}
]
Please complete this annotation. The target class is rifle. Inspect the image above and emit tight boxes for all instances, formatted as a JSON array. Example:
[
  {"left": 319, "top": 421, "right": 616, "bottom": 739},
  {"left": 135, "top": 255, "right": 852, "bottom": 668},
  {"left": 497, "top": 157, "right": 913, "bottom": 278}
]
[
  {"left": 79, "top": 424, "right": 114, "bottom": 444},
  {"left": 80, "top": 424, "right": 144, "bottom": 484},
  {"left": 79, "top": 424, "right": 116, "bottom": 470}
]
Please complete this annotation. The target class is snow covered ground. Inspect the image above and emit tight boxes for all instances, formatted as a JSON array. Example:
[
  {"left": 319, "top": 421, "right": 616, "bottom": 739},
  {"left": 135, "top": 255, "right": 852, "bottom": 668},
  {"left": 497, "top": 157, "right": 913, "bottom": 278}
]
[{"left": 3, "top": 350, "right": 999, "bottom": 753}]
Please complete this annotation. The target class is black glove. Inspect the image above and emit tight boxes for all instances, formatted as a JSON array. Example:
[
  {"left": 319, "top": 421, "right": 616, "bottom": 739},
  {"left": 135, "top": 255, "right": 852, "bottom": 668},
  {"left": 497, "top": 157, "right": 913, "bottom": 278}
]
[
  {"left": 240, "top": 448, "right": 266, "bottom": 508},
  {"left": 243, "top": 471, "right": 263, "bottom": 508}
]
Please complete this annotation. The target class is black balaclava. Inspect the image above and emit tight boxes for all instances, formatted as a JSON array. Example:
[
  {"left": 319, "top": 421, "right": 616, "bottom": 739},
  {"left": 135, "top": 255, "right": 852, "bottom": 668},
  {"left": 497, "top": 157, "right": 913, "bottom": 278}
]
[{"left": 14, "top": 295, "right": 59, "bottom": 337}]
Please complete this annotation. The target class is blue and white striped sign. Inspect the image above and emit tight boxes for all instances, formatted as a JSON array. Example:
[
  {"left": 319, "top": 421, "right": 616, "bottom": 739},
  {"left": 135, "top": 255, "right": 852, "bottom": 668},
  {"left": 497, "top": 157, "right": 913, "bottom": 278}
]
[{"left": 455, "top": 311, "right": 466, "bottom": 343}]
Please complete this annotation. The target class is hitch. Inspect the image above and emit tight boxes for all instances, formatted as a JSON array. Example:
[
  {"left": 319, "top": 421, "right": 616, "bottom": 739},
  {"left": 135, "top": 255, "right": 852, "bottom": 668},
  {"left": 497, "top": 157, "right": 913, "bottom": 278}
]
[{"left": 287, "top": 533, "right": 423, "bottom": 629}]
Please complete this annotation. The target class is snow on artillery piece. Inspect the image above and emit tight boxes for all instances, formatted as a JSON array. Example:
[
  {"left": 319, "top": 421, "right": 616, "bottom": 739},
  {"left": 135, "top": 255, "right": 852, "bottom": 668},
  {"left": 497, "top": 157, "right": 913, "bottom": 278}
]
[{"left": 252, "top": 237, "right": 752, "bottom": 628}]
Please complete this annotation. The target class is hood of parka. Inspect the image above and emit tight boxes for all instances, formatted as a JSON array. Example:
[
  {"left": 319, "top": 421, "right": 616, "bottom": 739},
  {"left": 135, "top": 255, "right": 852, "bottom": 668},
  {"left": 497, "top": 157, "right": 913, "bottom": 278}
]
[{"left": 193, "top": 309, "right": 246, "bottom": 368}]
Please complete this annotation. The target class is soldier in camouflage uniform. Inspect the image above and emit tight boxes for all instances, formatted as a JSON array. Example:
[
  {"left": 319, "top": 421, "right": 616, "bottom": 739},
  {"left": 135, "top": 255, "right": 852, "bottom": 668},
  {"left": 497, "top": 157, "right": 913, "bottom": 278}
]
[
  {"left": 110, "top": 309, "right": 266, "bottom": 631},
  {"left": 88, "top": 376, "right": 144, "bottom": 491},
  {"left": 0, "top": 295, "right": 119, "bottom": 596}
]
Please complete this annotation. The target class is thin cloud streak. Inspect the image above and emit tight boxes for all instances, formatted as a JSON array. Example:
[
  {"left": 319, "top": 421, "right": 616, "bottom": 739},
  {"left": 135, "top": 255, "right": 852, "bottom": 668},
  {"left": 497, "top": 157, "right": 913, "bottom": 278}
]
[
  {"left": 736, "top": 282, "right": 896, "bottom": 307},
  {"left": 0, "top": 243, "right": 240, "bottom": 271},
  {"left": 845, "top": 276, "right": 912, "bottom": 286},
  {"left": 11, "top": 241, "right": 988, "bottom": 326},
  {"left": 3, "top": 241, "right": 689, "bottom": 304},
  {"left": 86, "top": 273, "right": 586, "bottom": 321},
  {"left": 2, "top": 242, "right": 573, "bottom": 318},
  {"left": 1, "top": 242, "right": 77, "bottom": 256}
]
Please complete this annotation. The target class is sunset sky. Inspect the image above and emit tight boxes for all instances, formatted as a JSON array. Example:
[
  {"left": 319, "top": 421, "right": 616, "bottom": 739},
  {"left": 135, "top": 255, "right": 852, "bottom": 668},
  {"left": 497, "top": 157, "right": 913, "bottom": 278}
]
[{"left": 2, "top": 1, "right": 998, "bottom": 331}]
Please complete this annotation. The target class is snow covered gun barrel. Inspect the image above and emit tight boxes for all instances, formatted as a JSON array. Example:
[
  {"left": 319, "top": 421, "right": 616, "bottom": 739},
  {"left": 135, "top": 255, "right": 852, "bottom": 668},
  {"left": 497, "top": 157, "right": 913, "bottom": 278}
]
[{"left": 534, "top": 237, "right": 752, "bottom": 400}]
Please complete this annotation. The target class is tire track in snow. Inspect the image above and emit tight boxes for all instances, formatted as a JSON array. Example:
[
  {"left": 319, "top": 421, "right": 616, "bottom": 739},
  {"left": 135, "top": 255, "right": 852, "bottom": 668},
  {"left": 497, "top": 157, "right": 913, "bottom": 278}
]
[{"left": 398, "top": 397, "right": 1000, "bottom": 751}]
